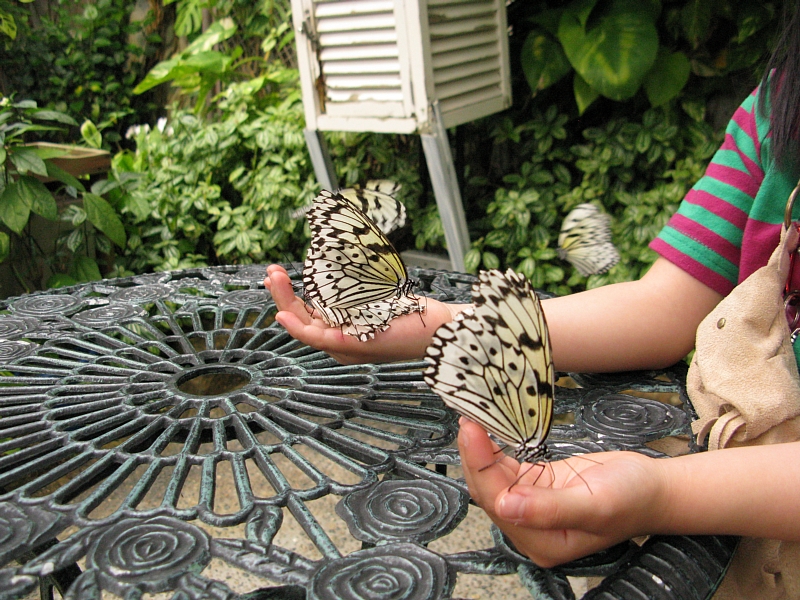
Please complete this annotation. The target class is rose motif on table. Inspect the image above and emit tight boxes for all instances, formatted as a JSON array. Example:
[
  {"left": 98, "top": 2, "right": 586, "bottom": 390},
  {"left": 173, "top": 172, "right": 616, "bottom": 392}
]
[
  {"left": 0, "top": 502, "right": 61, "bottom": 566},
  {"left": 71, "top": 304, "right": 147, "bottom": 327},
  {"left": 85, "top": 515, "right": 210, "bottom": 595},
  {"left": 337, "top": 479, "right": 468, "bottom": 545},
  {"left": 0, "top": 315, "right": 40, "bottom": 340},
  {"left": 308, "top": 543, "right": 452, "bottom": 600},
  {"left": 0, "top": 340, "right": 36, "bottom": 360},
  {"left": 9, "top": 294, "right": 84, "bottom": 317},
  {"left": 0, "top": 503, "right": 34, "bottom": 563},
  {"left": 0, "top": 567, "right": 37, "bottom": 598},
  {"left": 579, "top": 392, "right": 687, "bottom": 442}
]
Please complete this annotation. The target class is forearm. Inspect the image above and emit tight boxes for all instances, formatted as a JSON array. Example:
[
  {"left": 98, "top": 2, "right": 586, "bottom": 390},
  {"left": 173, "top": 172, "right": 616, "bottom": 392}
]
[
  {"left": 653, "top": 442, "right": 800, "bottom": 540},
  {"left": 543, "top": 258, "right": 723, "bottom": 372}
]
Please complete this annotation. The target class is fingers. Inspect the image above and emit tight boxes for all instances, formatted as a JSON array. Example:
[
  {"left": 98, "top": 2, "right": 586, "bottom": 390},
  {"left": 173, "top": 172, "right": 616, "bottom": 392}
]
[
  {"left": 265, "top": 267, "right": 309, "bottom": 320},
  {"left": 458, "top": 419, "right": 521, "bottom": 508}
]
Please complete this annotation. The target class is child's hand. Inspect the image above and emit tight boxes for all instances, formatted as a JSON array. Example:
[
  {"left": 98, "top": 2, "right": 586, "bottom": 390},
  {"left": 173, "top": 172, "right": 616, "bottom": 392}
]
[
  {"left": 458, "top": 418, "right": 667, "bottom": 567},
  {"left": 264, "top": 264, "right": 468, "bottom": 364}
]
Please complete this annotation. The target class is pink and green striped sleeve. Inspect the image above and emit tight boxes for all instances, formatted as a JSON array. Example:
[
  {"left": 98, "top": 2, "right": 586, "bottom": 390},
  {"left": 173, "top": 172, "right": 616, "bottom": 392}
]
[{"left": 650, "top": 89, "right": 765, "bottom": 296}]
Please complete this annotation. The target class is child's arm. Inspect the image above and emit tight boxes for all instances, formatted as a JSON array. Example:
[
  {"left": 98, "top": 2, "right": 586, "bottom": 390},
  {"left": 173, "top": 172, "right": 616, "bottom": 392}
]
[
  {"left": 266, "top": 257, "right": 722, "bottom": 370},
  {"left": 458, "top": 419, "right": 800, "bottom": 568}
]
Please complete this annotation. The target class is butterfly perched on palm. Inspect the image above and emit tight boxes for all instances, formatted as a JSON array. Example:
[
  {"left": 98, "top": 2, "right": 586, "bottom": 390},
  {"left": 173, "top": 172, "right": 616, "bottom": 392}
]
[
  {"left": 293, "top": 180, "right": 406, "bottom": 235},
  {"left": 557, "top": 203, "right": 620, "bottom": 277},
  {"left": 424, "top": 269, "right": 555, "bottom": 464},
  {"left": 302, "top": 189, "right": 423, "bottom": 341}
]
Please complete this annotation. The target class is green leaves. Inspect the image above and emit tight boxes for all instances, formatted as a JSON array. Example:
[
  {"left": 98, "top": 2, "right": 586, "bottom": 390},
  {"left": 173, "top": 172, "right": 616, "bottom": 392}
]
[
  {"left": 558, "top": 0, "right": 659, "bottom": 102},
  {"left": 0, "top": 232, "right": 8, "bottom": 263},
  {"left": 0, "top": 185, "right": 30, "bottom": 234},
  {"left": 9, "top": 147, "right": 47, "bottom": 177},
  {"left": 521, "top": 28, "right": 571, "bottom": 94},
  {"left": 83, "top": 193, "right": 126, "bottom": 249},
  {"left": 643, "top": 50, "right": 690, "bottom": 106},
  {"left": 133, "top": 19, "right": 238, "bottom": 114}
]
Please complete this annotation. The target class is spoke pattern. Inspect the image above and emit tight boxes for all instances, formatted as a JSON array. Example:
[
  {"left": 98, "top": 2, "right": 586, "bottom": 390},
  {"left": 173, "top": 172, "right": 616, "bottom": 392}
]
[{"left": 0, "top": 265, "right": 736, "bottom": 600}]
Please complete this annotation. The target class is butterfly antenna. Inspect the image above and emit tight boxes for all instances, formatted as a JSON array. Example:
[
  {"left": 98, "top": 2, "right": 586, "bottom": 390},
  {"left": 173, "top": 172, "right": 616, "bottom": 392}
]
[
  {"left": 561, "top": 457, "right": 594, "bottom": 495},
  {"left": 282, "top": 254, "right": 301, "bottom": 278}
]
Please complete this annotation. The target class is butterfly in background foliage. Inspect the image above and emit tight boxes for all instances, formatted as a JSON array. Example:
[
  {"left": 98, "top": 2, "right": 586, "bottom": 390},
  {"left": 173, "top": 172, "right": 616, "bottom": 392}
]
[
  {"left": 424, "top": 269, "right": 555, "bottom": 464},
  {"left": 557, "top": 203, "right": 620, "bottom": 277},
  {"left": 302, "top": 189, "right": 423, "bottom": 341},
  {"left": 293, "top": 180, "right": 406, "bottom": 235}
]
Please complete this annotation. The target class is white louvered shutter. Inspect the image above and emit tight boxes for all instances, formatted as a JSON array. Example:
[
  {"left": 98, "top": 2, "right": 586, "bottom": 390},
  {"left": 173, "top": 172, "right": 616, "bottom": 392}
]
[{"left": 293, "top": 0, "right": 511, "bottom": 134}]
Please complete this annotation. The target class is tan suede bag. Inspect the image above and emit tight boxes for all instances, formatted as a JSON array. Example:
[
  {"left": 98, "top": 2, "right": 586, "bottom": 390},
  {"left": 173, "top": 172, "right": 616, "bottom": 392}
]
[{"left": 688, "top": 185, "right": 800, "bottom": 599}]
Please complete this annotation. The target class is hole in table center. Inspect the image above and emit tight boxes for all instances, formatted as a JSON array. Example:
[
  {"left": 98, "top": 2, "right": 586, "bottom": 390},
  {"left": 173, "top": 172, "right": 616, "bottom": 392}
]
[{"left": 176, "top": 365, "right": 252, "bottom": 396}]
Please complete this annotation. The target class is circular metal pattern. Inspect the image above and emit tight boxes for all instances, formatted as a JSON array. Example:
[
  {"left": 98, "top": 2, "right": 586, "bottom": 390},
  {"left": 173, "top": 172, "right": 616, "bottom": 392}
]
[
  {"left": 0, "top": 315, "right": 40, "bottom": 339},
  {"left": 219, "top": 289, "right": 272, "bottom": 307},
  {"left": 308, "top": 543, "right": 452, "bottom": 600},
  {"left": 85, "top": 516, "right": 210, "bottom": 595},
  {"left": 70, "top": 304, "right": 147, "bottom": 327},
  {"left": 233, "top": 265, "right": 270, "bottom": 281},
  {"left": 107, "top": 284, "right": 173, "bottom": 303},
  {"left": 9, "top": 294, "right": 83, "bottom": 317},
  {"left": 0, "top": 503, "right": 32, "bottom": 555},
  {"left": 579, "top": 392, "right": 688, "bottom": 442},
  {"left": 337, "top": 479, "right": 469, "bottom": 545},
  {"left": 0, "top": 340, "right": 36, "bottom": 360},
  {"left": 0, "top": 266, "right": 732, "bottom": 600}
]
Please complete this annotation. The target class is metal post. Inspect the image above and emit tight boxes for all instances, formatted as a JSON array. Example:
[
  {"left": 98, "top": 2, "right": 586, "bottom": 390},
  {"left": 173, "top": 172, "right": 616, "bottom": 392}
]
[
  {"left": 304, "top": 128, "right": 338, "bottom": 191},
  {"left": 420, "top": 102, "right": 470, "bottom": 272}
]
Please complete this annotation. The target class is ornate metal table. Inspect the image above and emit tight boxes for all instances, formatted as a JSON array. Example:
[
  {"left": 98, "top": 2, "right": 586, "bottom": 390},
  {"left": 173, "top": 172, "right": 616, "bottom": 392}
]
[{"left": 0, "top": 265, "right": 736, "bottom": 600}]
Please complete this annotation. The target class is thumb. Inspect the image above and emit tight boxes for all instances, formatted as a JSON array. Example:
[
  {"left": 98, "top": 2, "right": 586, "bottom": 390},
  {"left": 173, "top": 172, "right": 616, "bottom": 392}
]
[{"left": 495, "top": 482, "right": 595, "bottom": 530}]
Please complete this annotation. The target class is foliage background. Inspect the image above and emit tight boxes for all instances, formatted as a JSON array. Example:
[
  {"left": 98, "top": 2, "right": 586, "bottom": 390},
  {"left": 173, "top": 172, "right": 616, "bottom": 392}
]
[{"left": 0, "top": 0, "right": 788, "bottom": 298}]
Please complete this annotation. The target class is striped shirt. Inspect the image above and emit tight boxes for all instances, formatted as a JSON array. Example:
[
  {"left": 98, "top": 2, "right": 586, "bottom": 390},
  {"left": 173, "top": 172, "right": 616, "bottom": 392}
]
[{"left": 651, "top": 85, "right": 800, "bottom": 296}]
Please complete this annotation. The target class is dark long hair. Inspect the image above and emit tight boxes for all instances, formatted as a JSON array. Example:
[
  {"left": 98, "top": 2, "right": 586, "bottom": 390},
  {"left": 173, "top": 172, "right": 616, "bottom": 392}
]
[{"left": 760, "top": 0, "right": 800, "bottom": 167}]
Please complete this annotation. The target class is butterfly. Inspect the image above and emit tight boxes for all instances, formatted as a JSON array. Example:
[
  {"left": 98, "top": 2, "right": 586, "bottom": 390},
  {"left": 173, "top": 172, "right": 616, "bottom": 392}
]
[
  {"left": 302, "top": 189, "right": 423, "bottom": 341},
  {"left": 424, "top": 268, "right": 555, "bottom": 464},
  {"left": 557, "top": 203, "right": 620, "bottom": 277},
  {"left": 293, "top": 180, "right": 406, "bottom": 235}
]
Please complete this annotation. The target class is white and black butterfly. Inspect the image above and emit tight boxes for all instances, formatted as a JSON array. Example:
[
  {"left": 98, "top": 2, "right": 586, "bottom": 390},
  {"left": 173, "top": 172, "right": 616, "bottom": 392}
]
[
  {"left": 302, "top": 189, "right": 423, "bottom": 341},
  {"left": 424, "top": 269, "right": 555, "bottom": 464},
  {"left": 557, "top": 203, "right": 620, "bottom": 277},
  {"left": 293, "top": 180, "right": 406, "bottom": 235}
]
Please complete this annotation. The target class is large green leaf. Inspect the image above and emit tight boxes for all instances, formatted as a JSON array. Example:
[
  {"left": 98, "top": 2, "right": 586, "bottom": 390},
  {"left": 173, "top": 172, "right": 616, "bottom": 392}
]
[
  {"left": 45, "top": 162, "right": 86, "bottom": 192},
  {"left": 558, "top": 0, "right": 659, "bottom": 101},
  {"left": 0, "top": 8, "right": 16, "bottom": 40},
  {"left": 31, "top": 109, "right": 78, "bottom": 126},
  {"left": 0, "top": 231, "right": 8, "bottom": 262},
  {"left": 643, "top": 50, "right": 690, "bottom": 106},
  {"left": 0, "top": 184, "right": 31, "bottom": 233},
  {"left": 184, "top": 18, "right": 237, "bottom": 54},
  {"left": 681, "top": 0, "right": 713, "bottom": 49},
  {"left": 9, "top": 147, "right": 48, "bottom": 176},
  {"left": 134, "top": 19, "right": 237, "bottom": 94},
  {"left": 84, "top": 193, "right": 127, "bottom": 248},
  {"left": 574, "top": 72, "right": 600, "bottom": 114},
  {"left": 71, "top": 255, "right": 102, "bottom": 282},
  {"left": 80, "top": 120, "right": 102, "bottom": 149},
  {"left": 17, "top": 176, "right": 57, "bottom": 220},
  {"left": 46, "top": 273, "right": 79, "bottom": 288},
  {"left": 521, "top": 29, "right": 572, "bottom": 94}
]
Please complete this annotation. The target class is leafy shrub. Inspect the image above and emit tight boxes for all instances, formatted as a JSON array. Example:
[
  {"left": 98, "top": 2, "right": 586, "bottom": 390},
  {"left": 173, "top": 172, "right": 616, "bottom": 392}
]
[
  {"left": 520, "top": 0, "right": 779, "bottom": 112},
  {"left": 114, "top": 71, "right": 318, "bottom": 271},
  {"left": 0, "top": 0, "right": 160, "bottom": 145},
  {"left": 0, "top": 98, "right": 128, "bottom": 293},
  {"left": 463, "top": 102, "right": 721, "bottom": 295}
]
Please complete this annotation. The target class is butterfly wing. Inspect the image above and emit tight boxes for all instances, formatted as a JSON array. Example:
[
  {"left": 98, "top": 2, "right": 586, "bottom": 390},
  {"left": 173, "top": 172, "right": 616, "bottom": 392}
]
[
  {"left": 424, "top": 269, "right": 554, "bottom": 461},
  {"left": 338, "top": 180, "right": 406, "bottom": 234},
  {"left": 303, "top": 190, "right": 422, "bottom": 341},
  {"left": 293, "top": 180, "right": 406, "bottom": 235},
  {"left": 557, "top": 203, "right": 620, "bottom": 277}
]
